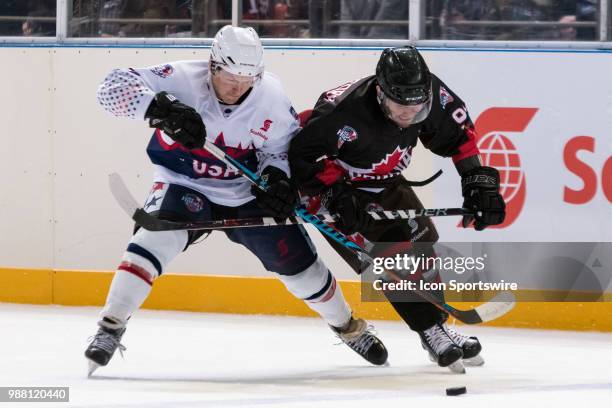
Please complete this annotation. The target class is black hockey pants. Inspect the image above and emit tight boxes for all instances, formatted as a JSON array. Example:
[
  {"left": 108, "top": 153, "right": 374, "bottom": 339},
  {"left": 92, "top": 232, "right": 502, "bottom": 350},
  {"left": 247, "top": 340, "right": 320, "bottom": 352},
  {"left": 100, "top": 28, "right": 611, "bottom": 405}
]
[{"left": 321, "top": 176, "right": 447, "bottom": 332}]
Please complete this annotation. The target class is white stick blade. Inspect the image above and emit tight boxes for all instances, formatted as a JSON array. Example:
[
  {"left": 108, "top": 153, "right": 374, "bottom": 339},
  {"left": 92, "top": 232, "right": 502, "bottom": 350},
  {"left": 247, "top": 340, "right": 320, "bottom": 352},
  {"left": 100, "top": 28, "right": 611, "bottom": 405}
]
[
  {"left": 474, "top": 291, "right": 516, "bottom": 322},
  {"left": 108, "top": 173, "right": 140, "bottom": 217}
]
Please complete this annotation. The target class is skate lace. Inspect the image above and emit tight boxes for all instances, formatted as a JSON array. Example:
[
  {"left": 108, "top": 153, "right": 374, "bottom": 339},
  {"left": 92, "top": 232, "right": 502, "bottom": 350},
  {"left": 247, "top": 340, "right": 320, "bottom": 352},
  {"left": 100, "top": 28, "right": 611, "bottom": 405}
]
[
  {"left": 445, "top": 325, "right": 469, "bottom": 347},
  {"left": 88, "top": 329, "right": 126, "bottom": 357},
  {"left": 423, "top": 324, "right": 454, "bottom": 355},
  {"left": 343, "top": 327, "right": 377, "bottom": 355}
]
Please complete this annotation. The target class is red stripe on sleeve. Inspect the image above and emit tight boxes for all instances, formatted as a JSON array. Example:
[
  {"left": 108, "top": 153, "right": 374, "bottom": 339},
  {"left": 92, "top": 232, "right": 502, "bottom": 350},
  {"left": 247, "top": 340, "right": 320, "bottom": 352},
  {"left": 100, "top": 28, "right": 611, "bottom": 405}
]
[{"left": 452, "top": 126, "right": 481, "bottom": 164}]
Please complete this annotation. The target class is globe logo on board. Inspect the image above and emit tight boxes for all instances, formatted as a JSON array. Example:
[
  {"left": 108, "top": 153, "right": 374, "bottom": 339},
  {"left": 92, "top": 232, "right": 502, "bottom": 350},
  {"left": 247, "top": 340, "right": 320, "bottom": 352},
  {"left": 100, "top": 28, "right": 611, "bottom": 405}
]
[{"left": 478, "top": 132, "right": 525, "bottom": 224}]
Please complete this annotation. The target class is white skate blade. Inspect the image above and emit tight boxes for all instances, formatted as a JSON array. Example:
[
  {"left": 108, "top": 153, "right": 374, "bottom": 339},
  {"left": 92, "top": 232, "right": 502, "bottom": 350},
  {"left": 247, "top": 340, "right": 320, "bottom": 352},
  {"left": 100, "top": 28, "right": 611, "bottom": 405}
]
[
  {"left": 87, "top": 360, "right": 100, "bottom": 377},
  {"left": 464, "top": 354, "right": 485, "bottom": 366},
  {"left": 448, "top": 360, "right": 466, "bottom": 374}
]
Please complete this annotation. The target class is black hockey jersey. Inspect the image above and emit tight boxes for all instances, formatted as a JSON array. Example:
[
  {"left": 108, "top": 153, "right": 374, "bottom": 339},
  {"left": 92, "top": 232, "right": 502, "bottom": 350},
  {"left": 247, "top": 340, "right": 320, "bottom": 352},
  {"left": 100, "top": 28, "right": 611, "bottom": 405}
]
[{"left": 289, "top": 74, "right": 479, "bottom": 194}]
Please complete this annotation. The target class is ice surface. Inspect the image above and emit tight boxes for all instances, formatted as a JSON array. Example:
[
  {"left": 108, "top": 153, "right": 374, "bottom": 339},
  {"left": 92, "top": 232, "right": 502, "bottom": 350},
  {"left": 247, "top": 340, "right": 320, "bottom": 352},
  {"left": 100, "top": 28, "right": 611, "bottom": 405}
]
[{"left": 0, "top": 304, "right": 610, "bottom": 408}]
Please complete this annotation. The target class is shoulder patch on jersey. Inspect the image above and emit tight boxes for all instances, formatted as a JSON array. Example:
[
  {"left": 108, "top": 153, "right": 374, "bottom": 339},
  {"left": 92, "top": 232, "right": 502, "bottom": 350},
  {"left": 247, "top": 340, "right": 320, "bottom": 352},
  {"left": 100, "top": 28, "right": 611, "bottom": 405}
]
[
  {"left": 337, "top": 125, "right": 358, "bottom": 149},
  {"left": 439, "top": 86, "right": 454, "bottom": 109},
  {"left": 150, "top": 64, "right": 174, "bottom": 78}
]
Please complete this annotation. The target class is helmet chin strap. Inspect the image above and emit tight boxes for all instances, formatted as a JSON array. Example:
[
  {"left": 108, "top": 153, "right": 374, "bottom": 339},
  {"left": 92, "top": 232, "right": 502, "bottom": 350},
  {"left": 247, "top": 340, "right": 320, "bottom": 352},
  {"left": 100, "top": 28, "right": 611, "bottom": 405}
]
[
  {"left": 376, "top": 89, "right": 395, "bottom": 124},
  {"left": 376, "top": 89, "right": 413, "bottom": 128}
]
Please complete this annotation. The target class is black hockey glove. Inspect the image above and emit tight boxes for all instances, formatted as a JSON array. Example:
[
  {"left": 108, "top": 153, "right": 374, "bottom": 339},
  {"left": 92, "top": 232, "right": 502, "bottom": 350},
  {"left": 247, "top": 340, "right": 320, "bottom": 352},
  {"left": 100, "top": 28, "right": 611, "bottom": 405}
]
[
  {"left": 461, "top": 166, "right": 506, "bottom": 231},
  {"left": 145, "top": 91, "right": 206, "bottom": 149},
  {"left": 251, "top": 166, "right": 300, "bottom": 220},
  {"left": 322, "top": 183, "right": 373, "bottom": 235}
]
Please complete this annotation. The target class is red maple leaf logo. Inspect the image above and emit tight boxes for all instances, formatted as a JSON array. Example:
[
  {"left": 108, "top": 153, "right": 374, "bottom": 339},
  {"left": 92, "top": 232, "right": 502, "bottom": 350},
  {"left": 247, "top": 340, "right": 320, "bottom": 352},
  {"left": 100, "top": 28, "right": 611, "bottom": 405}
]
[
  {"left": 213, "top": 132, "right": 253, "bottom": 155},
  {"left": 371, "top": 147, "right": 406, "bottom": 175},
  {"left": 188, "top": 132, "right": 254, "bottom": 160}
]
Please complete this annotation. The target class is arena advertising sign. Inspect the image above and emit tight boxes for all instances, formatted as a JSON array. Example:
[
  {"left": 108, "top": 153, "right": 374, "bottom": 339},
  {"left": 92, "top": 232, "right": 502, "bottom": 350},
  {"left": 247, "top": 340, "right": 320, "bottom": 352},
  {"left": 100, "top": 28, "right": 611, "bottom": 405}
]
[{"left": 429, "top": 52, "right": 611, "bottom": 242}]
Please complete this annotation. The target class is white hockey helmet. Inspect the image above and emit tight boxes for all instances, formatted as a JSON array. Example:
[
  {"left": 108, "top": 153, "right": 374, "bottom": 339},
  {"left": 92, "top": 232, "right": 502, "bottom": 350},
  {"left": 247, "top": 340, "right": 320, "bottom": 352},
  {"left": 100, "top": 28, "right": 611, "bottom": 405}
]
[{"left": 210, "top": 25, "right": 264, "bottom": 78}]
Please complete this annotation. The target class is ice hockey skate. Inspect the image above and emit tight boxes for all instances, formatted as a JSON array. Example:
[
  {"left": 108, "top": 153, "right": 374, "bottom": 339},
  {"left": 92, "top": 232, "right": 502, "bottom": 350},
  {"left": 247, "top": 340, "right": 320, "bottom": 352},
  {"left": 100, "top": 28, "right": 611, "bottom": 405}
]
[
  {"left": 332, "top": 317, "right": 388, "bottom": 366},
  {"left": 419, "top": 322, "right": 465, "bottom": 374},
  {"left": 85, "top": 317, "right": 126, "bottom": 376},
  {"left": 446, "top": 324, "right": 484, "bottom": 366}
]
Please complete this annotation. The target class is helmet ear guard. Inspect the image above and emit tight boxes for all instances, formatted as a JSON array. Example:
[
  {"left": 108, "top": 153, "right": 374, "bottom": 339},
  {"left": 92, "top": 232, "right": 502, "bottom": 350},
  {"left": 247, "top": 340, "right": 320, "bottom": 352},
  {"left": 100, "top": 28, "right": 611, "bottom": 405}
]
[{"left": 210, "top": 25, "right": 264, "bottom": 78}]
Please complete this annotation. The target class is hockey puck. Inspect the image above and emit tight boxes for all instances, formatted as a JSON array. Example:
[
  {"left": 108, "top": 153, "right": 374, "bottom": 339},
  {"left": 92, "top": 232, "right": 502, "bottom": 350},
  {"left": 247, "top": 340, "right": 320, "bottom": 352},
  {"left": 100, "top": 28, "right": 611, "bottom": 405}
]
[{"left": 446, "top": 386, "right": 467, "bottom": 396}]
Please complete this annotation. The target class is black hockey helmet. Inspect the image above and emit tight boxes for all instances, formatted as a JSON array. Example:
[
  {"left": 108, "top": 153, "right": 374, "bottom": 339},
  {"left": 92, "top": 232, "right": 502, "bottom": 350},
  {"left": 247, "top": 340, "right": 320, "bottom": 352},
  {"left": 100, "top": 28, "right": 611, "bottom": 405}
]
[{"left": 376, "top": 46, "right": 432, "bottom": 106}]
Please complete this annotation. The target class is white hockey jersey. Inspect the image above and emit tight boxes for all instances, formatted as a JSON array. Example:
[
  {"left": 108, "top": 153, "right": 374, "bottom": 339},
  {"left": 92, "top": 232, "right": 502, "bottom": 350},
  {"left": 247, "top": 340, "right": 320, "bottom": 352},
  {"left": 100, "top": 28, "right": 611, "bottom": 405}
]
[{"left": 97, "top": 60, "right": 300, "bottom": 207}]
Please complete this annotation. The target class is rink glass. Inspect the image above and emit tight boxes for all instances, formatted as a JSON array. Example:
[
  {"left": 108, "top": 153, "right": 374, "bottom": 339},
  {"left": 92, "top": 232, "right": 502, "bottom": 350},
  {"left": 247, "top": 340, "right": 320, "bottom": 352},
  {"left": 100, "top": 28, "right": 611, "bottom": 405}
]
[
  {"left": 0, "top": 0, "right": 56, "bottom": 37},
  {"left": 2, "top": 1, "right": 610, "bottom": 43}
]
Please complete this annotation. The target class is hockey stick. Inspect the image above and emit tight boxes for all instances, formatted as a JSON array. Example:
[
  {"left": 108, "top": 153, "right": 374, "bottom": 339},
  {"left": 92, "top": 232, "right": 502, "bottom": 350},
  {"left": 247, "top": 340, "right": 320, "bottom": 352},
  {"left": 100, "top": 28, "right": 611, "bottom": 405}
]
[
  {"left": 130, "top": 207, "right": 468, "bottom": 231},
  {"left": 109, "top": 179, "right": 363, "bottom": 254},
  {"left": 109, "top": 171, "right": 468, "bottom": 231},
  {"left": 109, "top": 140, "right": 514, "bottom": 324},
  {"left": 108, "top": 173, "right": 330, "bottom": 230},
  {"left": 121, "top": 198, "right": 469, "bottom": 232}
]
